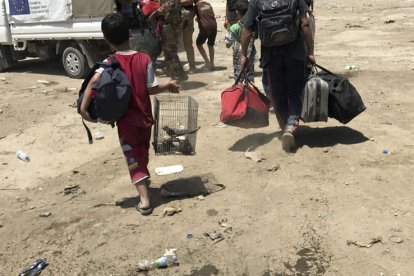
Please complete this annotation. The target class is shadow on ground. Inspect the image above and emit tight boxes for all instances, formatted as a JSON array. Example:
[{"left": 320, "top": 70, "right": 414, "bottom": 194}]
[
  {"left": 181, "top": 81, "right": 208, "bottom": 90},
  {"left": 115, "top": 174, "right": 224, "bottom": 210},
  {"left": 296, "top": 125, "right": 368, "bottom": 148},
  {"left": 10, "top": 58, "right": 67, "bottom": 77},
  {"left": 228, "top": 132, "right": 281, "bottom": 152}
]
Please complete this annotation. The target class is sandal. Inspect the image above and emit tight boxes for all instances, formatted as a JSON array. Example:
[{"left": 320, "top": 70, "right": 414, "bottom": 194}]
[{"left": 136, "top": 201, "right": 152, "bottom": 216}]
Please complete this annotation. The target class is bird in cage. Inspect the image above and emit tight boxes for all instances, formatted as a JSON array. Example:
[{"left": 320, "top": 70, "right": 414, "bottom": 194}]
[{"left": 162, "top": 126, "right": 200, "bottom": 138}]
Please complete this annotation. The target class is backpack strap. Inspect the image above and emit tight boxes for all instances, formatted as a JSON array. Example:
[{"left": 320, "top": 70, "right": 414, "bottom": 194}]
[{"left": 82, "top": 119, "right": 93, "bottom": 144}]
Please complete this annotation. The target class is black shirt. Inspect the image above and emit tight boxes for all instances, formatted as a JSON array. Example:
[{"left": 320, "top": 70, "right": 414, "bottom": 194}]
[{"left": 242, "top": 0, "right": 309, "bottom": 64}]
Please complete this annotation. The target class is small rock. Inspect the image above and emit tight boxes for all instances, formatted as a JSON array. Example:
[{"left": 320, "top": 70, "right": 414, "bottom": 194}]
[
  {"left": 39, "top": 212, "right": 52, "bottom": 218},
  {"left": 161, "top": 206, "right": 182, "bottom": 217},
  {"left": 196, "top": 195, "right": 205, "bottom": 200},
  {"left": 370, "top": 138, "right": 375, "bottom": 141},
  {"left": 244, "top": 149, "right": 265, "bottom": 162},
  {"left": 0, "top": 109, "right": 3, "bottom": 114},
  {"left": 0, "top": 77, "right": 6, "bottom": 81},
  {"left": 323, "top": 148, "right": 329, "bottom": 153},
  {"left": 0, "top": 222, "right": 3, "bottom": 228},
  {"left": 389, "top": 235, "right": 403, "bottom": 244},
  {"left": 94, "top": 132, "right": 104, "bottom": 140},
  {"left": 267, "top": 164, "right": 280, "bottom": 172}
]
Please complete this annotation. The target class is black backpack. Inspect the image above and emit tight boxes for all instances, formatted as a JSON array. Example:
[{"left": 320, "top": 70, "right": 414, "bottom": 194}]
[
  {"left": 256, "top": 0, "right": 299, "bottom": 47},
  {"left": 77, "top": 55, "right": 132, "bottom": 143}
]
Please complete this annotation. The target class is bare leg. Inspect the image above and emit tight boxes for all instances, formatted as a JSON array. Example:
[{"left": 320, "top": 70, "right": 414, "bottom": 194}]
[
  {"left": 197, "top": 44, "right": 210, "bottom": 66},
  {"left": 134, "top": 179, "right": 150, "bottom": 209},
  {"left": 208, "top": 45, "right": 215, "bottom": 70}
]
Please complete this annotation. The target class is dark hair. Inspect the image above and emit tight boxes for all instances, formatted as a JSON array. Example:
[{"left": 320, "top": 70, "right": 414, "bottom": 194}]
[
  {"left": 235, "top": 0, "right": 249, "bottom": 16},
  {"left": 101, "top": 12, "right": 129, "bottom": 46}
]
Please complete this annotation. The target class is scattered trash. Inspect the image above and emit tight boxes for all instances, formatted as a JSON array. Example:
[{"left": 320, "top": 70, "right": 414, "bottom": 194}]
[
  {"left": 65, "top": 87, "right": 77, "bottom": 92},
  {"left": 384, "top": 20, "right": 395, "bottom": 24},
  {"left": 204, "top": 230, "right": 224, "bottom": 243},
  {"left": 211, "top": 122, "right": 227, "bottom": 128},
  {"left": 155, "top": 165, "right": 184, "bottom": 176},
  {"left": 16, "top": 150, "right": 30, "bottom": 162},
  {"left": 186, "top": 234, "right": 193, "bottom": 239},
  {"left": 39, "top": 212, "right": 51, "bottom": 218},
  {"left": 63, "top": 184, "right": 80, "bottom": 195},
  {"left": 196, "top": 195, "right": 205, "bottom": 200},
  {"left": 389, "top": 235, "right": 403, "bottom": 244},
  {"left": 345, "top": 64, "right": 357, "bottom": 70},
  {"left": 161, "top": 206, "right": 182, "bottom": 217},
  {"left": 346, "top": 236, "right": 383, "bottom": 248},
  {"left": 383, "top": 149, "right": 390, "bottom": 155},
  {"left": 93, "top": 132, "right": 104, "bottom": 140},
  {"left": 345, "top": 24, "right": 362, "bottom": 28},
  {"left": 244, "top": 148, "right": 265, "bottom": 162},
  {"left": 137, "top": 251, "right": 178, "bottom": 272},
  {"left": 369, "top": 100, "right": 378, "bottom": 103},
  {"left": 267, "top": 164, "right": 280, "bottom": 172},
  {"left": 19, "top": 258, "right": 49, "bottom": 276},
  {"left": 219, "top": 219, "right": 232, "bottom": 233},
  {"left": 37, "top": 80, "right": 57, "bottom": 86}
]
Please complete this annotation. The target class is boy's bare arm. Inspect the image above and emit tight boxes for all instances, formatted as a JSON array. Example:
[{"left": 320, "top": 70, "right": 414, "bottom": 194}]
[
  {"left": 80, "top": 72, "right": 100, "bottom": 123},
  {"left": 301, "top": 13, "right": 315, "bottom": 63},
  {"left": 148, "top": 80, "right": 180, "bottom": 95}
]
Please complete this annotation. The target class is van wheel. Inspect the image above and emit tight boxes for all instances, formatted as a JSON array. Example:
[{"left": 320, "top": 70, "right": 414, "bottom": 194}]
[{"left": 62, "top": 47, "right": 87, "bottom": 79}]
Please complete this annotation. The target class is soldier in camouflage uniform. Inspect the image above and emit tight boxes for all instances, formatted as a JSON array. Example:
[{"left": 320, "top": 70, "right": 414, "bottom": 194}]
[{"left": 152, "top": 0, "right": 187, "bottom": 81}]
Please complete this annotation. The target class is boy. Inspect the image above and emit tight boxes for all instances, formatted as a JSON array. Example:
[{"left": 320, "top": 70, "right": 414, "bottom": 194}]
[
  {"left": 194, "top": 0, "right": 217, "bottom": 71},
  {"left": 224, "top": 0, "right": 256, "bottom": 82},
  {"left": 80, "top": 12, "right": 180, "bottom": 215}
]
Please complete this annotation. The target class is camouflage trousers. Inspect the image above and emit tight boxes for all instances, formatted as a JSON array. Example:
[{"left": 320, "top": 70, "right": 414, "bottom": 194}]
[{"left": 162, "top": 23, "right": 187, "bottom": 81}]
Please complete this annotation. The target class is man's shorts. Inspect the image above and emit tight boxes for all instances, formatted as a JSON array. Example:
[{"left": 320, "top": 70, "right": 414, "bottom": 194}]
[
  {"left": 196, "top": 31, "right": 217, "bottom": 47},
  {"left": 117, "top": 124, "right": 152, "bottom": 184}
]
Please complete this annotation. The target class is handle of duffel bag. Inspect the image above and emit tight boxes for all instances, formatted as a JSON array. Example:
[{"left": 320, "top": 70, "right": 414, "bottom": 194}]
[{"left": 314, "top": 63, "right": 341, "bottom": 78}]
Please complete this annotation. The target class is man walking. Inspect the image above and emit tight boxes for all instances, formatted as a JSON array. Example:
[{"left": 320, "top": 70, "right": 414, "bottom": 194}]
[{"left": 240, "top": 0, "right": 315, "bottom": 152}]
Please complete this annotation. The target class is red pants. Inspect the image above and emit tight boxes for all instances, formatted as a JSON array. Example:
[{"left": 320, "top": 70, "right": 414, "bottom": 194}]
[{"left": 117, "top": 124, "right": 151, "bottom": 184}]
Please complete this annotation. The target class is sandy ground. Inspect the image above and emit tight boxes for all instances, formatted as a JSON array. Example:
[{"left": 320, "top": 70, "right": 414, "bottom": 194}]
[{"left": 1, "top": 0, "right": 414, "bottom": 275}]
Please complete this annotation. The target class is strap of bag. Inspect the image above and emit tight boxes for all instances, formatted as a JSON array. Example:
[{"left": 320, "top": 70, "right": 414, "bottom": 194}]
[
  {"left": 314, "top": 63, "right": 340, "bottom": 78},
  {"left": 82, "top": 119, "right": 93, "bottom": 144}
]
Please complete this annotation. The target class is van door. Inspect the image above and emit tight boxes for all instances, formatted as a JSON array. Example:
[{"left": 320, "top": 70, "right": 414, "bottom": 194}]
[{"left": 0, "top": 0, "right": 12, "bottom": 44}]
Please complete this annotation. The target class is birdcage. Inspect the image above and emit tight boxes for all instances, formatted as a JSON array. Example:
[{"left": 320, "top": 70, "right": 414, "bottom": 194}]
[{"left": 153, "top": 95, "right": 199, "bottom": 155}]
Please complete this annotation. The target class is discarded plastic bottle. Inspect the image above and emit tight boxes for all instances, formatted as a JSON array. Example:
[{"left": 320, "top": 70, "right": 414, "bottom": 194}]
[
  {"left": 154, "top": 255, "right": 178, "bottom": 268},
  {"left": 137, "top": 255, "right": 178, "bottom": 271},
  {"left": 19, "top": 258, "right": 48, "bottom": 276},
  {"left": 16, "top": 150, "right": 30, "bottom": 162}
]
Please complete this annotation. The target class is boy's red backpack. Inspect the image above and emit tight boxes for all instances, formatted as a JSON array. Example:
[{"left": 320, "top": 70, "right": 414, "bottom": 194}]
[{"left": 220, "top": 74, "right": 270, "bottom": 128}]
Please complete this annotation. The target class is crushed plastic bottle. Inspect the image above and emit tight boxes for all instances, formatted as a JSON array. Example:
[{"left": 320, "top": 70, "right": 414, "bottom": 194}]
[
  {"left": 16, "top": 150, "right": 30, "bottom": 162},
  {"left": 137, "top": 254, "right": 178, "bottom": 271},
  {"left": 19, "top": 258, "right": 48, "bottom": 276}
]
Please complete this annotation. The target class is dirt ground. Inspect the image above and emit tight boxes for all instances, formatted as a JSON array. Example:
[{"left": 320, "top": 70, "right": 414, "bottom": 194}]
[{"left": 1, "top": 0, "right": 414, "bottom": 275}]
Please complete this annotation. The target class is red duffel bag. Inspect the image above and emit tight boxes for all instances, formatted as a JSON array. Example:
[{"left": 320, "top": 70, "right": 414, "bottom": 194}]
[{"left": 220, "top": 76, "right": 270, "bottom": 128}]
